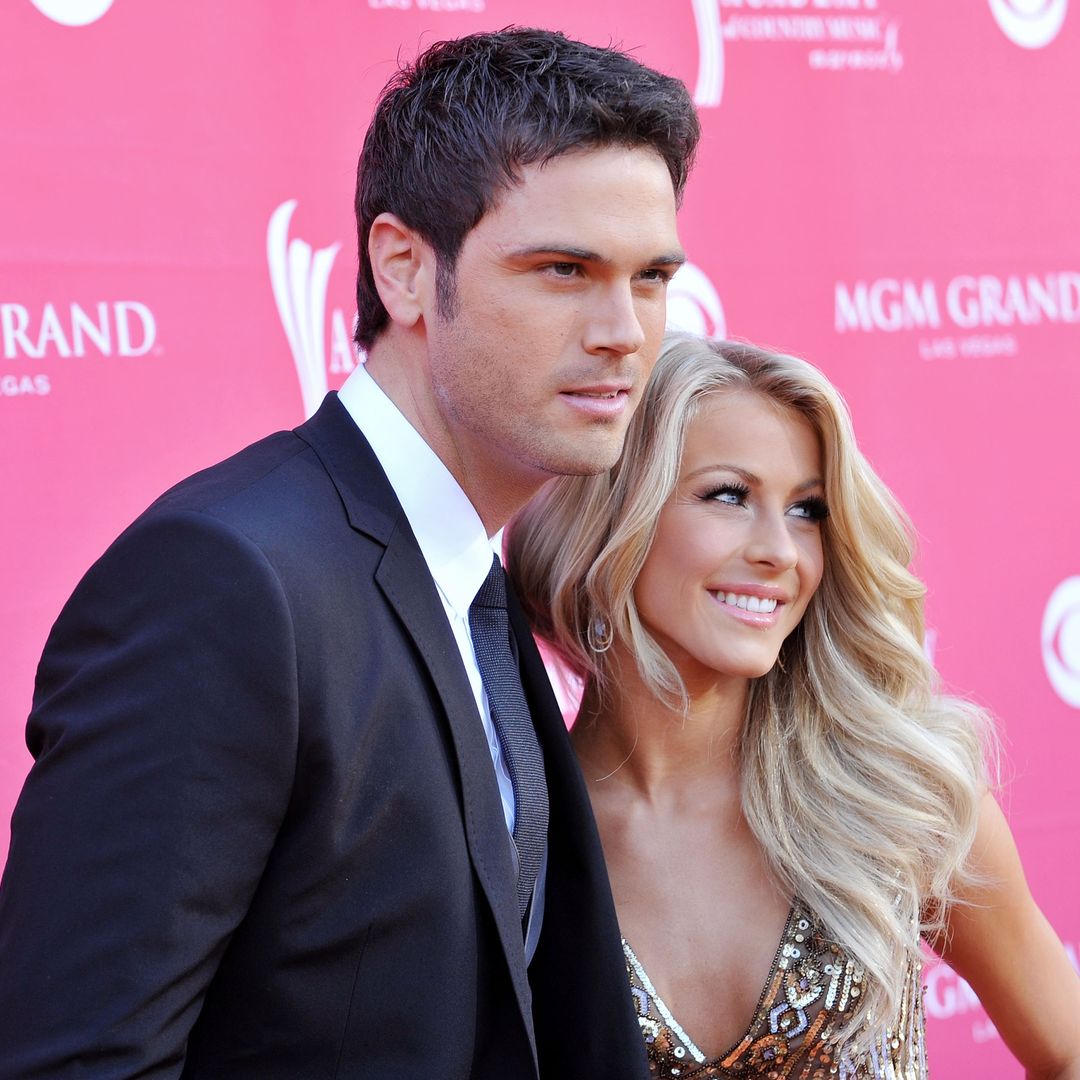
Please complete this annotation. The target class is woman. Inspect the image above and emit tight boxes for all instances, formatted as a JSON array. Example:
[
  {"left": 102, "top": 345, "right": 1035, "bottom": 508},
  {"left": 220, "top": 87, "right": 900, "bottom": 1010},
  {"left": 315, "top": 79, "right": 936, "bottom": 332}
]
[{"left": 509, "top": 335, "right": 1080, "bottom": 1079}]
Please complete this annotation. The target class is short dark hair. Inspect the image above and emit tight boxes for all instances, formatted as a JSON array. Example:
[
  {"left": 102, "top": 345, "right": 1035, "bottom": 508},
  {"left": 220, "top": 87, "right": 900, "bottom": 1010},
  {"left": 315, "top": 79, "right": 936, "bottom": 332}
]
[{"left": 354, "top": 27, "right": 700, "bottom": 349}]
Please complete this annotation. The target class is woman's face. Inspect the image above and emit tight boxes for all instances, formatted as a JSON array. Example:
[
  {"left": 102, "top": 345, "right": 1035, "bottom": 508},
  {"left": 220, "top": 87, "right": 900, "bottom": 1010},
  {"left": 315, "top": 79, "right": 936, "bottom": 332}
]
[{"left": 633, "top": 389, "right": 826, "bottom": 690}]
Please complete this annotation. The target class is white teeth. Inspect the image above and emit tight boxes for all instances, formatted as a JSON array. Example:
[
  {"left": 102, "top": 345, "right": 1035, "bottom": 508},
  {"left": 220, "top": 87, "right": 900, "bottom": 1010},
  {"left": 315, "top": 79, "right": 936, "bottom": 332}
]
[{"left": 717, "top": 592, "right": 777, "bottom": 614}]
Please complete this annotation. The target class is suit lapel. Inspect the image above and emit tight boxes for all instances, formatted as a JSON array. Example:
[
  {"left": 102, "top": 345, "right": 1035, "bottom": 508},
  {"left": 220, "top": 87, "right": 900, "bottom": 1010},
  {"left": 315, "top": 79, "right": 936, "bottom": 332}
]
[
  {"left": 295, "top": 394, "right": 536, "bottom": 1049},
  {"left": 373, "top": 528, "right": 535, "bottom": 1026},
  {"left": 508, "top": 590, "right": 651, "bottom": 1079}
]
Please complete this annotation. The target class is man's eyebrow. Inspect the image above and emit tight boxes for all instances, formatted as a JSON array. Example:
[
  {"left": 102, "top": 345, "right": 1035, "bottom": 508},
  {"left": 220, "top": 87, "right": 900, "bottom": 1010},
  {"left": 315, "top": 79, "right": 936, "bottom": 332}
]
[{"left": 505, "top": 245, "right": 687, "bottom": 267}]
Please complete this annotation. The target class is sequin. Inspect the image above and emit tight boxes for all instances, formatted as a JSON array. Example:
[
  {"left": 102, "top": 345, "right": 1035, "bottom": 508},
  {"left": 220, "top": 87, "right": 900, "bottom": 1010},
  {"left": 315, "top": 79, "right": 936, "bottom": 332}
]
[{"left": 622, "top": 899, "right": 927, "bottom": 1079}]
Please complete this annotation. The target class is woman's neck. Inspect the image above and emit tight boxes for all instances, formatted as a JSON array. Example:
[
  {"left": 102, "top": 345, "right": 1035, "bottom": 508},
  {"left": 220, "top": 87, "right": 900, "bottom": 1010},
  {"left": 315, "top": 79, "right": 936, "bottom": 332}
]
[{"left": 571, "top": 645, "right": 750, "bottom": 805}]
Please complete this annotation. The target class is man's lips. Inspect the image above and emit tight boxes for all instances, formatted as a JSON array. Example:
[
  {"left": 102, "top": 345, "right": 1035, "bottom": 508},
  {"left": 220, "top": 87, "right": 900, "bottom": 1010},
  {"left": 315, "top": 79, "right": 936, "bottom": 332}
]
[{"left": 559, "top": 385, "right": 632, "bottom": 417}]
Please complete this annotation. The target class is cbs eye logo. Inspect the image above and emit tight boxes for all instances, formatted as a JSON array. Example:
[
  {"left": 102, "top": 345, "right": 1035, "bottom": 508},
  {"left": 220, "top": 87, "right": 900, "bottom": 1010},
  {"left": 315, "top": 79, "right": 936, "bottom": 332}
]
[
  {"left": 1042, "top": 577, "right": 1080, "bottom": 708},
  {"left": 666, "top": 263, "right": 727, "bottom": 340}
]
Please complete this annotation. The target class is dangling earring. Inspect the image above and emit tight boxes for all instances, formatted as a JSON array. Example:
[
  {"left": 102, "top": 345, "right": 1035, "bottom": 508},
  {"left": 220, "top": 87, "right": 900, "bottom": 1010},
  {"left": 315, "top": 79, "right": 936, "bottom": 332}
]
[{"left": 587, "top": 613, "right": 613, "bottom": 653}]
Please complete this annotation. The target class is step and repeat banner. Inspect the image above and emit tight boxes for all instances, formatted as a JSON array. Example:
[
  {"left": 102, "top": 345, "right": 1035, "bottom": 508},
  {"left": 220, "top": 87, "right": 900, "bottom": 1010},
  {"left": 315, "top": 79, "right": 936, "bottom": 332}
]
[{"left": 2, "top": 1, "right": 1077, "bottom": 1074}]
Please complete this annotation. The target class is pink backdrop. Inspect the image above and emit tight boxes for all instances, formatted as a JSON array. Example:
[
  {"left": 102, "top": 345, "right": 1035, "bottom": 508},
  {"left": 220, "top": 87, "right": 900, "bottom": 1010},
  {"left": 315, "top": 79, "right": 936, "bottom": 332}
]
[{"left": 2, "top": 1, "right": 1077, "bottom": 1074}]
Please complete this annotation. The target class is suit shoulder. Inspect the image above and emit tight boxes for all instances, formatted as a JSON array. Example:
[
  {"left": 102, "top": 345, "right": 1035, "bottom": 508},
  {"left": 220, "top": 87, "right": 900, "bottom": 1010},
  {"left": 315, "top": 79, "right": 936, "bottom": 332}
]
[
  {"left": 60, "top": 429, "right": 338, "bottom": 602},
  {"left": 149, "top": 428, "right": 316, "bottom": 521}
]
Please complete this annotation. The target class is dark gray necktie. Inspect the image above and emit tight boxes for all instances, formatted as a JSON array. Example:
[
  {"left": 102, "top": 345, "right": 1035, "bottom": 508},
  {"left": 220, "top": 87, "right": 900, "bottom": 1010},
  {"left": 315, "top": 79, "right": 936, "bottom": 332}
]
[{"left": 469, "top": 555, "right": 549, "bottom": 920}]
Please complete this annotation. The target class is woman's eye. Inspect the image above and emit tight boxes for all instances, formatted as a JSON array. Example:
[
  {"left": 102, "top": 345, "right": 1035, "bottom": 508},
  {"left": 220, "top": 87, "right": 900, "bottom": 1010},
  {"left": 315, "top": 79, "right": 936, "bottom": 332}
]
[
  {"left": 703, "top": 484, "right": 749, "bottom": 506},
  {"left": 790, "top": 497, "right": 829, "bottom": 522}
]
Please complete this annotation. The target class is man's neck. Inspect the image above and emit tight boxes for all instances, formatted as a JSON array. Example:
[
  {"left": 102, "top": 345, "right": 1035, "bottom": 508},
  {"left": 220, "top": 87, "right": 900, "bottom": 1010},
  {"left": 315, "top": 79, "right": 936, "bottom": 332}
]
[{"left": 363, "top": 343, "right": 544, "bottom": 537}]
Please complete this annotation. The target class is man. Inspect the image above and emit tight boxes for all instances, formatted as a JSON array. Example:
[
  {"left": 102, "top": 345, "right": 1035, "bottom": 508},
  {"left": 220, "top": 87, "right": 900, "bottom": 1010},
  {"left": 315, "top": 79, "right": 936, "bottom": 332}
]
[{"left": 0, "top": 28, "right": 698, "bottom": 1079}]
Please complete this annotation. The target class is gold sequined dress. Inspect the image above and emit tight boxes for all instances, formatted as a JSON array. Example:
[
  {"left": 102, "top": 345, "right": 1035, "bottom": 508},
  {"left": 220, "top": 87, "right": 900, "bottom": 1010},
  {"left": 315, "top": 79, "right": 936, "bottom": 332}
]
[{"left": 624, "top": 898, "right": 927, "bottom": 1079}]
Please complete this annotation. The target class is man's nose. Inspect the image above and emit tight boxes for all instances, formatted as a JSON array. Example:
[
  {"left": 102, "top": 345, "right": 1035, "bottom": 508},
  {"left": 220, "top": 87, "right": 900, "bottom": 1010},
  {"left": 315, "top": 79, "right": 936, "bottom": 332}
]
[{"left": 582, "top": 282, "right": 647, "bottom": 359}]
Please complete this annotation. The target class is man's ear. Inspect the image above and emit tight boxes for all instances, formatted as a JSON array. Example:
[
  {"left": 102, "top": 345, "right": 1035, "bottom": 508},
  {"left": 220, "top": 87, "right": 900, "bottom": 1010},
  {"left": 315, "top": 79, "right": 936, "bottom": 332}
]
[{"left": 368, "top": 212, "right": 434, "bottom": 329}]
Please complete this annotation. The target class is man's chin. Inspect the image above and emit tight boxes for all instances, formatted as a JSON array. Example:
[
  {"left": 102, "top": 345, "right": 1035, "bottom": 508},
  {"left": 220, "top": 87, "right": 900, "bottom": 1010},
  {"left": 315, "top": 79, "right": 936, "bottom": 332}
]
[
  {"left": 520, "top": 421, "right": 633, "bottom": 479},
  {"left": 541, "top": 445, "right": 625, "bottom": 479}
]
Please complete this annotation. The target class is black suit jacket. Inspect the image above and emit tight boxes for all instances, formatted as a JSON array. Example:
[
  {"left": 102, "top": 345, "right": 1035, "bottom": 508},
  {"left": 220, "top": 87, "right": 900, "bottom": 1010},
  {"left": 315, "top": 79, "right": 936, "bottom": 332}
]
[{"left": 0, "top": 395, "right": 648, "bottom": 1080}]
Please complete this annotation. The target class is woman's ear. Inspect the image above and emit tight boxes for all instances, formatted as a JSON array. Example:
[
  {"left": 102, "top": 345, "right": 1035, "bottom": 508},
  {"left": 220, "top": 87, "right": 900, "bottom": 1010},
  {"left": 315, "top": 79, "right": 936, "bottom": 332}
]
[{"left": 367, "top": 212, "right": 434, "bottom": 329}]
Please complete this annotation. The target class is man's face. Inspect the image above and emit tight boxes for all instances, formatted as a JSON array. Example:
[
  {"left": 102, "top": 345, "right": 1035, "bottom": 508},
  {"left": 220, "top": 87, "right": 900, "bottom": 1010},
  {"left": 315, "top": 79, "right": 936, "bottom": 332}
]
[{"left": 422, "top": 145, "right": 683, "bottom": 491}]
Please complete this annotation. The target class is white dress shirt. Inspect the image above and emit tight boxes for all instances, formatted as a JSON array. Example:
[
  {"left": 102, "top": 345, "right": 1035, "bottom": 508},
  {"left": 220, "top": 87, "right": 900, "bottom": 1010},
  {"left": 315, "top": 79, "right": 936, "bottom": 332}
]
[{"left": 336, "top": 364, "right": 545, "bottom": 957}]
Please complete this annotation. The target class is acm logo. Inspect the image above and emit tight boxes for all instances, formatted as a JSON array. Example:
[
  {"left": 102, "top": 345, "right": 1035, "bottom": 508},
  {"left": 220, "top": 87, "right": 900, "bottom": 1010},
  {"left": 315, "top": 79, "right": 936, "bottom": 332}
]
[{"left": 267, "top": 201, "right": 359, "bottom": 420}]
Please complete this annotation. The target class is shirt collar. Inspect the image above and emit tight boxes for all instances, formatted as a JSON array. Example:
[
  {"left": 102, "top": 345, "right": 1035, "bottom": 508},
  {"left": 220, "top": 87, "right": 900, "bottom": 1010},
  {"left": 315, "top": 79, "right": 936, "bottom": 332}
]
[{"left": 337, "top": 363, "right": 499, "bottom": 617}]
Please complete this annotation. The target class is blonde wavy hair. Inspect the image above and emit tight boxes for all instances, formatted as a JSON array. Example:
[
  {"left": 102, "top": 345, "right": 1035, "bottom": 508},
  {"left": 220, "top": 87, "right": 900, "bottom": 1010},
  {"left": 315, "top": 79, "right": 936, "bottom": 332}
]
[{"left": 508, "top": 334, "right": 992, "bottom": 1045}]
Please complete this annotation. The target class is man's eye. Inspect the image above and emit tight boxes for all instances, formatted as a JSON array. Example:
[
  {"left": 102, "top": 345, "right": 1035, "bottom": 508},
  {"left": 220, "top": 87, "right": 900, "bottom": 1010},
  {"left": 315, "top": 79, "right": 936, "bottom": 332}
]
[
  {"left": 638, "top": 268, "right": 673, "bottom": 284},
  {"left": 548, "top": 263, "right": 579, "bottom": 277}
]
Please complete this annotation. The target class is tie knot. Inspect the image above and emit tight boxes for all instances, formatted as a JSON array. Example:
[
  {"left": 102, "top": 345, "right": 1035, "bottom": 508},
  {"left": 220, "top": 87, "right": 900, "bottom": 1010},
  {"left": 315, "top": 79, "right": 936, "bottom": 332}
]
[{"left": 471, "top": 554, "right": 507, "bottom": 611}]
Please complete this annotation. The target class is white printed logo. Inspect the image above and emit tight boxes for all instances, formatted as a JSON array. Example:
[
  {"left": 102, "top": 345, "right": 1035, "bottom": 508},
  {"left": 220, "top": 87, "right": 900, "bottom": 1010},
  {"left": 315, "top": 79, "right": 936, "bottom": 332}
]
[
  {"left": 989, "top": 0, "right": 1068, "bottom": 48},
  {"left": 833, "top": 270, "right": 1080, "bottom": 362},
  {"left": 835, "top": 273, "right": 1080, "bottom": 333},
  {"left": 0, "top": 298, "right": 157, "bottom": 398},
  {"left": 667, "top": 262, "right": 727, "bottom": 339},
  {"left": 1042, "top": 577, "right": 1080, "bottom": 708},
  {"left": 28, "top": 0, "right": 115, "bottom": 25},
  {"left": 712, "top": 0, "right": 903, "bottom": 75},
  {"left": 267, "top": 200, "right": 352, "bottom": 419},
  {"left": 922, "top": 960, "right": 983, "bottom": 1020},
  {"left": 691, "top": 0, "right": 725, "bottom": 107},
  {"left": 1, "top": 301, "right": 156, "bottom": 359}
]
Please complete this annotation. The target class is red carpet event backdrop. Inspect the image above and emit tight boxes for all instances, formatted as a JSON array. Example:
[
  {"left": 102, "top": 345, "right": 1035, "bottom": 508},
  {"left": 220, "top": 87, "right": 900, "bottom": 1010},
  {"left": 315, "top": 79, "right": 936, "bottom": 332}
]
[{"left": 2, "top": 1, "right": 1077, "bottom": 1073}]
